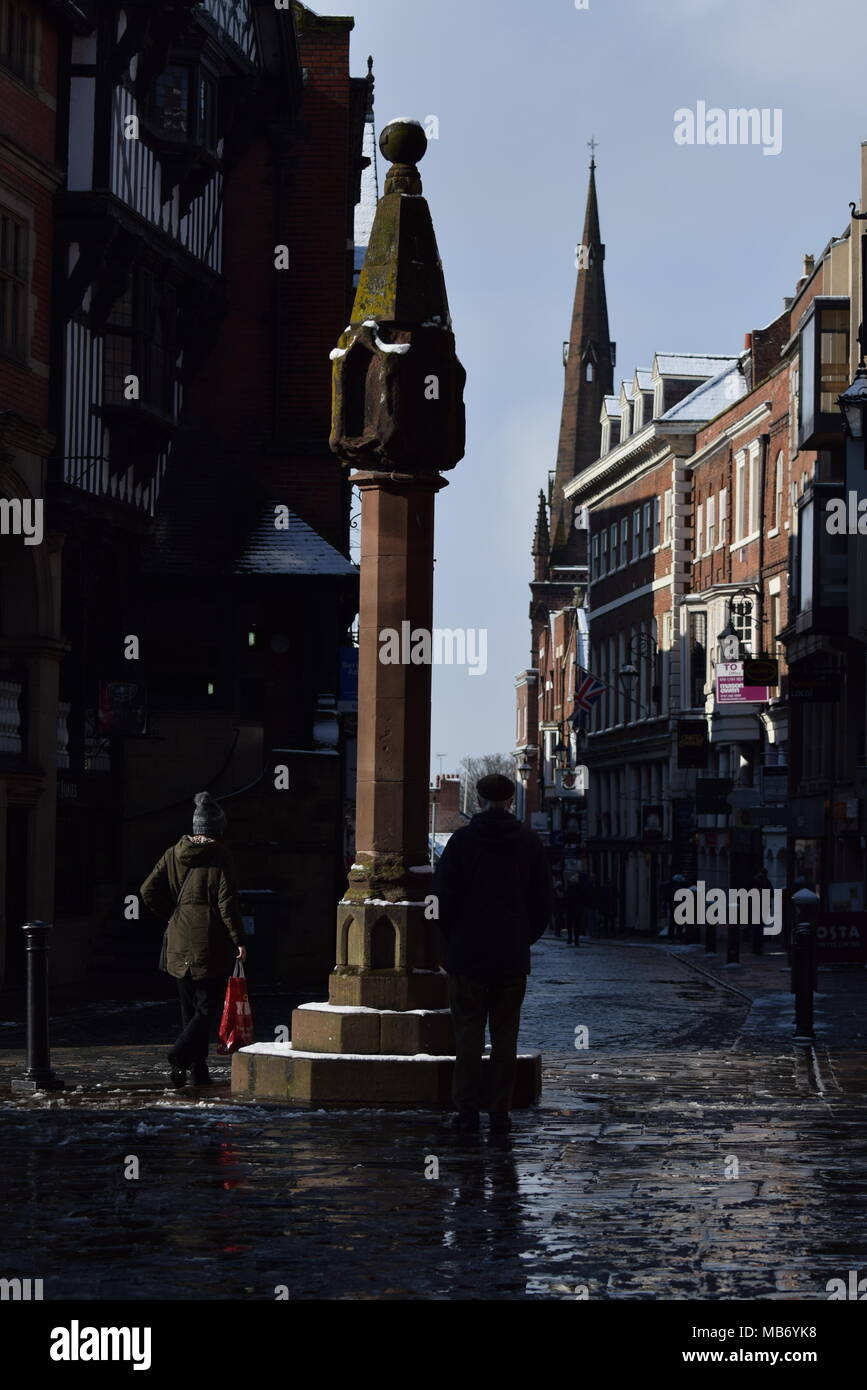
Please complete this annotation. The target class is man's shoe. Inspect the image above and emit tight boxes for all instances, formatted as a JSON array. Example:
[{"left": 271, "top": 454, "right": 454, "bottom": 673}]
[
  {"left": 489, "top": 1112, "right": 512, "bottom": 1134},
  {"left": 190, "top": 1064, "right": 212, "bottom": 1086},
  {"left": 169, "top": 1067, "right": 187, "bottom": 1090},
  {"left": 450, "top": 1109, "right": 480, "bottom": 1133}
]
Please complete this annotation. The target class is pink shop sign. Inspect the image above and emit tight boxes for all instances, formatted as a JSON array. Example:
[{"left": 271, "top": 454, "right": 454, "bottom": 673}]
[{"left": 715, "top": 661, "right": 770, "bottom": 705}]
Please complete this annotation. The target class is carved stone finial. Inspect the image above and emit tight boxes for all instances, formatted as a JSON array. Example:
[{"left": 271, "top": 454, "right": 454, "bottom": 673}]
[{"left": 381, "top": 119, "right": 427, "bottom": 195}]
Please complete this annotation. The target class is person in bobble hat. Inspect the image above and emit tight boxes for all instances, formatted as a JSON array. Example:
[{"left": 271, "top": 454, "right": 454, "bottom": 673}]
[
  {"left": 141, "top": 791, "right": 247, "bottom": 1089},
  {"left": 433, "top": 773, "right": 553, "bottom": 1135}
]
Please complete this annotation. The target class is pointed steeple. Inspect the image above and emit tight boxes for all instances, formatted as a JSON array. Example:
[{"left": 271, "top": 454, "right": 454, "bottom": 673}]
[
  {"left": 549, "top": 154, "right": 615, "bottom": 569},
  {"left": 532, "top": 490, "right": 550, "bottom": 581}
]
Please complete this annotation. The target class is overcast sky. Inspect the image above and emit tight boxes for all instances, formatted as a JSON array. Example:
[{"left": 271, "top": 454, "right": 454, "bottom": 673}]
[{"left": 310, "top": 0, "right": 867, "bottom": 778}]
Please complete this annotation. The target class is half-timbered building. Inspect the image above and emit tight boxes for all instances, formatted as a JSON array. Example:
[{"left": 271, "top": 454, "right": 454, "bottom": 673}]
[{"left": 47, "top": 1, "right": 367, "bottom": 988}]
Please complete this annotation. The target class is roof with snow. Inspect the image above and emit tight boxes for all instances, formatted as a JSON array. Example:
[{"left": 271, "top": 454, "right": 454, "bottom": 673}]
[
  {"left": 234, "top": 506, "right": 358, "bottom": 578},
  {"left": 602, "top": 396, "right": 622, "bottom": 416},
  {"left": 354, "top": 115, "right": 379, "bottom": 256},
  {"left": 659, "top": 360, "right": 745, "bottom": 423},
  {"left": 634, "top": 369, "right": 654, "bottom": 390},
  {"left": 653, "top": 353, "right": 739, "bottom": 378}
]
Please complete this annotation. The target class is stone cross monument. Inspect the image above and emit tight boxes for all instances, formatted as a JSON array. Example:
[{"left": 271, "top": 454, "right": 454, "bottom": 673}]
[{"left": 233, "top": 121, "right": 540, "bottom": 1106}]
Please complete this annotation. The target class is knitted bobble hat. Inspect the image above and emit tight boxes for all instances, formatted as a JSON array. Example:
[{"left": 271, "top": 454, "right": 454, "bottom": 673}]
[{"left": 192, "top": 791, "right": 227, "bottom": 838}]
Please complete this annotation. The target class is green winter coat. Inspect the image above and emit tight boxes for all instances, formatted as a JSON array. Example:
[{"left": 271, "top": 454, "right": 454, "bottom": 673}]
[{"left": 140, "top": 836, "right": 247, "bottom": 981}]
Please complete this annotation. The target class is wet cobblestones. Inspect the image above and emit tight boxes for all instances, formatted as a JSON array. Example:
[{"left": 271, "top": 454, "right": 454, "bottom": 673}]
[{"left": 1, "top": 938, "right": 866, "bottom": 1300}]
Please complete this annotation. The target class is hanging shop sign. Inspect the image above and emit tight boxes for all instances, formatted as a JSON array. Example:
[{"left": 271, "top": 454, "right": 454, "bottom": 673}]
[{"left": 677, "top": 720, "right": 709, "bottom": 769}]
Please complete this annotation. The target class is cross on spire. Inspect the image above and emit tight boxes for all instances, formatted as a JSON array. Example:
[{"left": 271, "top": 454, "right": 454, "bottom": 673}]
[{"left": 587, "top": 135, "right": 598, "bottom": 168}]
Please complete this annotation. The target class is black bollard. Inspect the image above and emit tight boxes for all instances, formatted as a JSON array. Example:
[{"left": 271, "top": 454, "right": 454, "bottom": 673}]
[
  {"left": 726, "top": 919, "right": 740, "bottom": 966},
  {"left": 12, "top": 922, "right": 64, "bottom": 1093},
  {"left": 791, "top": 921, "right": 815, "bottom": 1044}
]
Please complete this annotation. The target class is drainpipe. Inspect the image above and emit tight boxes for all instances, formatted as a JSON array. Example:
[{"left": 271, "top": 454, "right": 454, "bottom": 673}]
[{"left": 758, "top": 433, "right": 770, "bottom": 652}]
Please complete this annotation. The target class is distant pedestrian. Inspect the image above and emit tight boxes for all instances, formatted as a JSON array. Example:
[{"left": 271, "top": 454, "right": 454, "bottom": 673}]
[
  {"left": 659, "top": 873, "right": 687, "bottom": 938},
  {"left": 564, "top": 871, "right": 583, "bottom": 944},
  {"left": 551, "top": 873, "right": 567, "bottom": 938},
  {"left": 752, "top": 867, "right": 773, "bottom": 892},
  {"left": 599, "top": 880, "right": 618, "bottom": 935},
  {"left": 434, "top": 774, "right": 553, "bottom": 1135},
  {"left": 140, "top": 792, "right": 247, "bottom": 1090}
]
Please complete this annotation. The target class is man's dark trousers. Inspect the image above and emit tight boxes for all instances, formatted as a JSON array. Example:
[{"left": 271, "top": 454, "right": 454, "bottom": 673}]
[
  {"left": 449, "top": 974, "right": 527, "bottom": 1114},
  {"left": 170, "top": 973, "right": 225, "bottom": 1067}
]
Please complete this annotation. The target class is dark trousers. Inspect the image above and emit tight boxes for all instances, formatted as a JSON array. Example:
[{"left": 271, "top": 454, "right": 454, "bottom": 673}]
[
  {"left": 170, "top": 972, "right": 224, "bottom": 1067},
  {"left": 449, "top": 974, "right": 527, "bottom": 1115}
]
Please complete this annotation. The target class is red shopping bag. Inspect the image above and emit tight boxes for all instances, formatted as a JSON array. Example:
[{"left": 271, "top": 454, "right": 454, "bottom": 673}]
[{"left": 218, "top": 961, "right": 254, "bottom": 1055}]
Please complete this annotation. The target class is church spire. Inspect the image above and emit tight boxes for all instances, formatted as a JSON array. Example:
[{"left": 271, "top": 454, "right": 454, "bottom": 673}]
[
  {"left": 532, "top": 490, "right": 550, "bottom": 581},
  {"left": 549, "top": 152, "right": 615, "bottom": 569}
]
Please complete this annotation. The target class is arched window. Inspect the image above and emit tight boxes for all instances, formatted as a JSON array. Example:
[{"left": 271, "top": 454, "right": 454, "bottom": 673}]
[{"left": 585, "top": 361, "right": 594, "bottom": 383}]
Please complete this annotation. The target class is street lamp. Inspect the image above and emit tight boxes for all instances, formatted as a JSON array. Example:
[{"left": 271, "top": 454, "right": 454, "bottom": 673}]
[
  {"left": 619, "top": 632, "right": 657, "bottom": 715},
  {"left": 618, "top": 663, "right": 639, "bottom": 695},
  {"left": 718, "top": 588, "right": 758, "bottom": 661},
  {"left": 553, "top": 738, "right": 569, "bottom": 770},
  {"left": 838, "top": 363, "right": 867, "bottom": 440}
]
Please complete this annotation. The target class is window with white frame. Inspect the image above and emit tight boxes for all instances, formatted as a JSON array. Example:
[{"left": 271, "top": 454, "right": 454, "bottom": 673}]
[
  {"left": 620, "top": 516, "right": 629, "bottom": 566},
  {"left": 632, "top": 508, "right": 640, "bottom": 561},
  {"left": 654, "top": 496, "right": 661, "bottom": 548},
  {"left": 732, "top": 598, "right": 755, "bottom": 654},
  {"left": 601, "top": 529, "right": 608, "bottom": 574},
  {"left": 749, "top": 444, "right": 761, "bottom": 534},
  {"left": 735, "top": 450, "right": 748, "bottom": 540},
  {"left": 610, "top": 521, "right": 618, "bottom": 570},
  {"left": 773, "top": 452, "right": 784, "bottom": 531},
  {"left": 718, "top": 488, "right": 728, "bottom": 546},
  {"left": 706, "top": 494, "right": 716, "bottom": 552},
  {"left": 664, "top": 489, "right": 673, "bottom": 544},
  {"left": 696, "top": 501, "right": 704, "bottom": 559},
  {"left": 591, "top": 534, "right": 599, "bottom": 579},
  {"left": 642, "top": 501, "right": 652, "bottom": 555}
]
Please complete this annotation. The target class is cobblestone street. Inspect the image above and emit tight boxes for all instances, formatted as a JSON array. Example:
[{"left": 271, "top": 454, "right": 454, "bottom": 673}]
[{"left": 2, "top": 935, "right": 866, "bottom": 1301}]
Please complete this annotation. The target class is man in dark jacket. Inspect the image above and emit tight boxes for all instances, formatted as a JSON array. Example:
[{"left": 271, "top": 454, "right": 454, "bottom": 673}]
[
  {"left": 141, "top": 791, "right": 247, "bottom": 1089},
  {"left": 434, "top": 774, "right": 553, "bottom": 1134}
]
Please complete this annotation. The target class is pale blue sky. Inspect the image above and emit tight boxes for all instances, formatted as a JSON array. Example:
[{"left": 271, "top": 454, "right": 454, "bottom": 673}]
[{"left": 310, "top": 0, "right": 867, "bottom": 776}]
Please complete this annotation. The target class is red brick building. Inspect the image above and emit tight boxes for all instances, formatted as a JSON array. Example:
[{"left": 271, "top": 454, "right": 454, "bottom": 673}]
[
  {"left": 0, "top": 0, "right": 88, "bottom": 989},
  {"left": 0, "top": 1, "right": 370, "bottom": 991},
  {"left": 526, "top": 140, "right": 867, "bottom": 936}
]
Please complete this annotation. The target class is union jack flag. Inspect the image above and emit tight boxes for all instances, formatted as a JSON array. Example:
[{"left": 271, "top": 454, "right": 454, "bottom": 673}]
[{"left": 570, "top": 668, "right": 606, "bottom": 724}]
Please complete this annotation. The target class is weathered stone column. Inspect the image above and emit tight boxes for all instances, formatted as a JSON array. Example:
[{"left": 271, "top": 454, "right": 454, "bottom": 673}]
[
  {"left": 232, "top": 121, "right": 540, "bottom": 1106},
  {"left": 320, "top": 117, "right": 465, "bottom": 1034}
]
